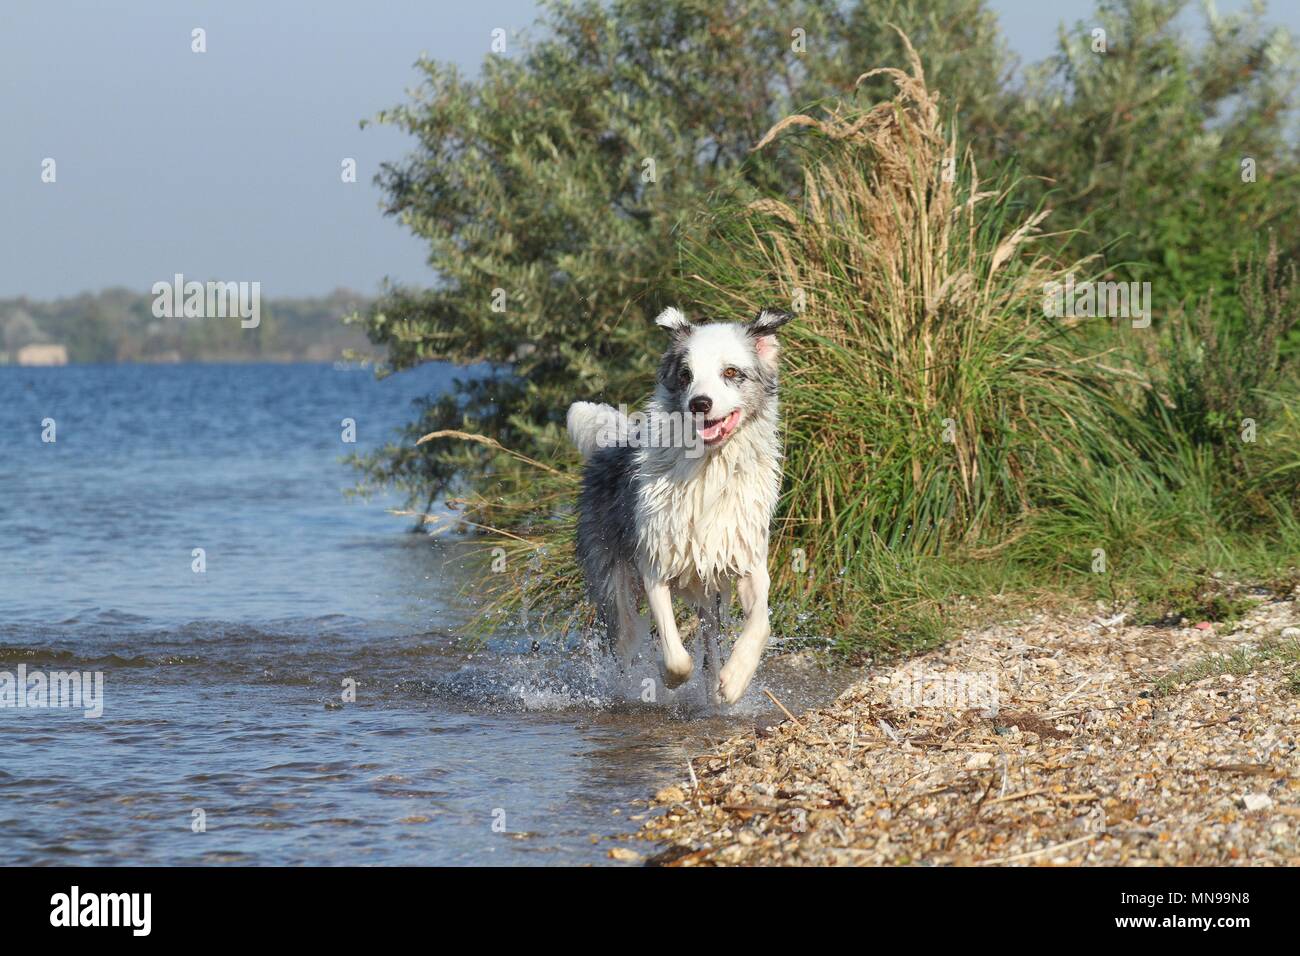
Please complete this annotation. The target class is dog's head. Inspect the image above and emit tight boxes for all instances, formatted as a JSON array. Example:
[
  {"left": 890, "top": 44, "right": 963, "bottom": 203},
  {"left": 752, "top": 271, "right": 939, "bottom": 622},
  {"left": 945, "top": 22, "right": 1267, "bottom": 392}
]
[{"left": 653, "top": 306, "right": 794, "bottom": 450}]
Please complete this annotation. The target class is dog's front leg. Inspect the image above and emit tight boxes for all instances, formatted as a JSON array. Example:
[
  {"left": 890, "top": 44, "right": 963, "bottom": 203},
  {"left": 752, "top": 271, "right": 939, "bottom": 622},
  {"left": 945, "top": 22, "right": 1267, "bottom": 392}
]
[
  {"left": 643, "top": 576, "right": 693, "bottom": 688},
  {"left": 718, "top": 565, "right": 770, "bottom": 704}
]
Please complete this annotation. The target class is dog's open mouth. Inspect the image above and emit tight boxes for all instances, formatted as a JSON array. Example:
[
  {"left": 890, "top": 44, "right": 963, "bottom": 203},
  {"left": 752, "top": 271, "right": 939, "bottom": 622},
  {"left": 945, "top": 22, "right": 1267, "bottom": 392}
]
[{"left": 698, "top": 408, "right": 741, "bottom": 446}]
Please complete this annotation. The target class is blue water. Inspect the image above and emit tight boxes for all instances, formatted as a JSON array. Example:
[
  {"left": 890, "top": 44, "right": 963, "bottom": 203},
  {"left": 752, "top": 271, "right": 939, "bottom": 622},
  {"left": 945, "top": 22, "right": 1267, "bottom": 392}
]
[{"left": 0, "top": 363, "right": 837, "bottom": 865}]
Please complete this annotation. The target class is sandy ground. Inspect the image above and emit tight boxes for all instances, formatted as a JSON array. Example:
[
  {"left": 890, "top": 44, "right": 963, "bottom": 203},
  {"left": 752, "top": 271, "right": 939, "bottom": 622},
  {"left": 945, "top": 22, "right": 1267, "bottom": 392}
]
[{"left": 616, "top": 586, "right": 1300, "bottom": 866}]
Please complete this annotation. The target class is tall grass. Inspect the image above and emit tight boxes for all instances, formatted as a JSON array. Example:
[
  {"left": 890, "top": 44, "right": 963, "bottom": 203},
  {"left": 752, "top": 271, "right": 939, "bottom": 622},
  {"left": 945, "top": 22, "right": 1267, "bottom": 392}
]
[
  {"left": 430, "top": 32, "right": 1300, "bottom": 657},
  {"left": 676, "top": 34, "right": 1158, "bottom": 639}
]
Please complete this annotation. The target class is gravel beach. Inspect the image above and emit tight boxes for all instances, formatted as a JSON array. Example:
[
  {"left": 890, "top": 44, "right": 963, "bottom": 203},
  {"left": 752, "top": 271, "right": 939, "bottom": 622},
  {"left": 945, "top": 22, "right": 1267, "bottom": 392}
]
[{"left": 628, "top": 587, "right": 1300, "bottom": 866}]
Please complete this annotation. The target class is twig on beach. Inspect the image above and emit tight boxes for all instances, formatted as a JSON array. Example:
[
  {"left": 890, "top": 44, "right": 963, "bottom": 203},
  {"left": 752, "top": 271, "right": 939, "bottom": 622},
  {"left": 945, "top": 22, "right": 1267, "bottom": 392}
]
[
  {"left": 1056, "top": 674, "right": 1095, "bottom": 707},
  {"left": 763, "top": 689, "right": 805, "bottom": 729},
  {"left": 986, "top": 786, "right": 1051, "bottom": 806},
  {"left": 978, "top": 832, "right": 1099, "bottom": 865}
]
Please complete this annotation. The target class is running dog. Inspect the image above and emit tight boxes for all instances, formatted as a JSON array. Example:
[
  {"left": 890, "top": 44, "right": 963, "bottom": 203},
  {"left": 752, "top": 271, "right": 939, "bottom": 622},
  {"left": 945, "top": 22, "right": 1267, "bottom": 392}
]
[{"left": 566, "top": 306, "right": 792, "bottom": 704}]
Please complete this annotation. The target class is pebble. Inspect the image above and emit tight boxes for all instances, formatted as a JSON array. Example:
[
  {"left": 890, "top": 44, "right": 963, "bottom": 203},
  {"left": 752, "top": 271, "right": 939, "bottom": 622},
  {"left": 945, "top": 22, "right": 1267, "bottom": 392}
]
[{"left": 632, "top": 587, "right": 1300, "bottom": 866}]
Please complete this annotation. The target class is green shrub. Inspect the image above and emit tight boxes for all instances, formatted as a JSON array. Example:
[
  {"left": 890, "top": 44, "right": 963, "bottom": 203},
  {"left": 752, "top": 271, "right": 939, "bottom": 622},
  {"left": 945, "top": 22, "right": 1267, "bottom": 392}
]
[
  {"left": 360, "top": 2, "right": 1300, "bottom": 654},
  {"left": 349, "top": 0, "right": 1021, "bottom": 513}
]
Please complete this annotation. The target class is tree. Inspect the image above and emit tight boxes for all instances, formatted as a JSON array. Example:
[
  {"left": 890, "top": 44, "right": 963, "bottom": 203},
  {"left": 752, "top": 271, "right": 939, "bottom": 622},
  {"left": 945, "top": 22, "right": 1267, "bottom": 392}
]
[
  {"left": 1012, "top": 0, "right": 1300, "bottom": 321},
  {"left": 352, "top": 0, "right": 1015, "bottom": 511}
]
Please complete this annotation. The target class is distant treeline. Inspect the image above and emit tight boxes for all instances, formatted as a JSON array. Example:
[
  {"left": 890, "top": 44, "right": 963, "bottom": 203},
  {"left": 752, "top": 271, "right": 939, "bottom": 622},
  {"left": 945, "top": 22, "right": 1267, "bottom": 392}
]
[{"left": 0, "top": 287, "right": 377, "bottom": 364}]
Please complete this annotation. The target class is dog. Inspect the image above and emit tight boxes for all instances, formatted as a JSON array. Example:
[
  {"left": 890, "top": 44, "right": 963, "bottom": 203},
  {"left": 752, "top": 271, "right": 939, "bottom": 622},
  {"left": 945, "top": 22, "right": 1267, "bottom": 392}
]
[{"left": 566, "top": 306, "right": 792, "bottom": 704}]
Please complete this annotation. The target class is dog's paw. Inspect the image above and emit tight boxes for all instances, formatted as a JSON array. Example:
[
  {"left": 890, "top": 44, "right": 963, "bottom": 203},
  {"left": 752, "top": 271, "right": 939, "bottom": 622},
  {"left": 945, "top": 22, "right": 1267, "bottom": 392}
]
[
  {"left": 662, "top": 652, "right": 694, "bottom": 689},
  {"left": 717, "top": 652, "right": 760, "bottom": 705}
]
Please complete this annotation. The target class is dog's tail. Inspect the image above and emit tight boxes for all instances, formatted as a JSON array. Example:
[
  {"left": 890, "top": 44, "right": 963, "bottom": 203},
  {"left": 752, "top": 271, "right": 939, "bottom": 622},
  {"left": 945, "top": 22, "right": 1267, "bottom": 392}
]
[{"left": 566, "top": 401, "right": 625, "bottom": 460}]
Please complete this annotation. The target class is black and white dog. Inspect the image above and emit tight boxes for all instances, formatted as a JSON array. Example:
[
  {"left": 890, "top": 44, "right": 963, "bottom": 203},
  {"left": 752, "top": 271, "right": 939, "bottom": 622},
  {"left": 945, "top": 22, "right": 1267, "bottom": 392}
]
[{"left": 566, "top": 306, "right": 792, "bottom": 704}]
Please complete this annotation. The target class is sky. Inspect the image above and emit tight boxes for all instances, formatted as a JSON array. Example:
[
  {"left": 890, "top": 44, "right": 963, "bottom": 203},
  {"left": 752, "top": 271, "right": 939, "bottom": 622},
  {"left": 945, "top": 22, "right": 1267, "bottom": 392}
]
[{"left": 1, "top": 0, "right": 1293, "bottom": 301}]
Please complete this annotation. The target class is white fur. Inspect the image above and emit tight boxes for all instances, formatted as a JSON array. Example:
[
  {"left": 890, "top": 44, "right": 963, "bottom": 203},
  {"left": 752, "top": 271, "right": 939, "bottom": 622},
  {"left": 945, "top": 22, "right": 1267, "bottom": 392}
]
[
  {"left": 676, "top": 324, "right": 748, "bottom": 424},
  {"left": 580, "top": 319, "right": 785, "bottom": 703},
  {"left": 636, "top": 322, "right": 782, "bottom": 703},
  {"left": 633, "top": 398, "right": 779, "bottom": 591},
  {"left": 568, "top": 313, "right": 786, "bottom": 703},
  {"left": 566, "top": 401, "right": 625, "bottom": 459},
  {"left": 636, "top": 412, "right": 780, "bottom": 702},
  {"left": 654, "top": 306, "right": 691, "bottom": 332}
]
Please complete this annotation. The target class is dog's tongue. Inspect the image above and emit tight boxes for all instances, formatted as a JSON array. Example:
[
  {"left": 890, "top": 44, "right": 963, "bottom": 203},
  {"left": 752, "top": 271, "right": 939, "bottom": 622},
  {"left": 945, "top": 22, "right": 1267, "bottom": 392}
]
[{"left": 700, "top": 408, "right": 741, "bottom": 443}]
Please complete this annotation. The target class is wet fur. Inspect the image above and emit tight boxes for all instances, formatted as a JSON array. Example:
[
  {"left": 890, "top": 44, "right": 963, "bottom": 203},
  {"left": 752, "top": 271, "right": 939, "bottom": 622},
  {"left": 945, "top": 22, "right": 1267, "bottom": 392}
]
[{"left": 568, "top": 307, "right": 792, "bottom": 704}]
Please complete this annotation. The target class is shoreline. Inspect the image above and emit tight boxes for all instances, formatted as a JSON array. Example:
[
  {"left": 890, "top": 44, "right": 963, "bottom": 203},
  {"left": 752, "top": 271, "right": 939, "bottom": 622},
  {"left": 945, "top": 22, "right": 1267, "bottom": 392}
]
[{"left": 625, "top": 589, "right": 1300, "bottom": 866}]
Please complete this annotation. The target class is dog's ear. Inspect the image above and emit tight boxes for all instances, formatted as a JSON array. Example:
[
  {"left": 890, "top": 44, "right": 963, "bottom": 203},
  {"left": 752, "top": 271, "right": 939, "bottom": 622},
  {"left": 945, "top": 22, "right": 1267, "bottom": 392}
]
[
  {"left": 654, "top": 306, "right": 693, "bottom": 336},
  {"left": 746, "top": 308, "right": 794, "bottom": 364}
]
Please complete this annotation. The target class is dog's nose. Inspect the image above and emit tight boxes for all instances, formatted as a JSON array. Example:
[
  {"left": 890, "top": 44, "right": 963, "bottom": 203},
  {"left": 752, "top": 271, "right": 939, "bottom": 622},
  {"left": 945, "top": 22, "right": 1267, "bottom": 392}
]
[{"left": 688, "top": 396, "right": 712, "bottom": 415}]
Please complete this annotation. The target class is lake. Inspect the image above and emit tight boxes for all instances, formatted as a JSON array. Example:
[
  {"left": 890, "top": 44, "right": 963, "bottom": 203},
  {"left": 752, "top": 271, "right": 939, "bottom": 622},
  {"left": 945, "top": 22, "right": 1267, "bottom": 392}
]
[{"left": 0, "top": 362, "right": 841, "bottom": 865}]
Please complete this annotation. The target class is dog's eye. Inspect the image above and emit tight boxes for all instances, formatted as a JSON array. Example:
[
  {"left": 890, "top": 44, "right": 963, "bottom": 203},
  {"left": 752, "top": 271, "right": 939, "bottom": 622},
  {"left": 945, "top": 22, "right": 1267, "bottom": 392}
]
[
  {"left": 677, "top": 368, "right": 691, "bottom": 386},
  {"left": 723, "top": 367, "right": 739, "bottom": 380}
]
